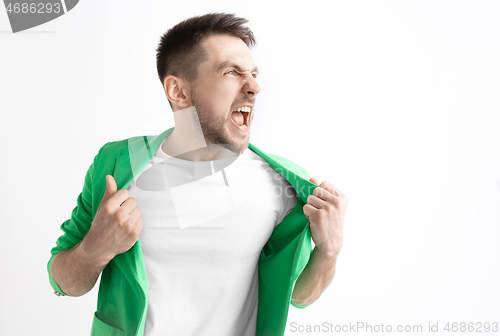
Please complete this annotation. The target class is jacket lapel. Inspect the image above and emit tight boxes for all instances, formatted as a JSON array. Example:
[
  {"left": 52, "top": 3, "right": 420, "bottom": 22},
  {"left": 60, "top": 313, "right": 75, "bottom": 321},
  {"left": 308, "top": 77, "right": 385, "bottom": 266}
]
[{"left": 247, "top": 143, "right": 317, "bottom": 205}]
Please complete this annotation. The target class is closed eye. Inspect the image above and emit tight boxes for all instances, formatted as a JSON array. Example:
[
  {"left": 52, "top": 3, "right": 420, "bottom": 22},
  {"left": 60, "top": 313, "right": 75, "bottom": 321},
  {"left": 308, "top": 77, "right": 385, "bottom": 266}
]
[{"left": 225, "top": 69, "right": 257, "bottom": 78}]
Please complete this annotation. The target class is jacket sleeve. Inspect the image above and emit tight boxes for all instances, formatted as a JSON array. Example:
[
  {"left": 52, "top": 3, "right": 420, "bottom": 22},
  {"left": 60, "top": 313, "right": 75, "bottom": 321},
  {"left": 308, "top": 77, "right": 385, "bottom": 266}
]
[
  {"left": 290, "top": 218, "right": 313, "bottom": 310},
  {"left": 47, "top": 144, "right": 104, "bottom": 296}
]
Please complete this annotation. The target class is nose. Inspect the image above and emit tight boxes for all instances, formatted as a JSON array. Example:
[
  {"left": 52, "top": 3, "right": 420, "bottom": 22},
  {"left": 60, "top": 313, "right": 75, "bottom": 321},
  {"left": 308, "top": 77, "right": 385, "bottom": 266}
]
[{"left": 242, "top": 73, "right": 261, "bottom": 97}]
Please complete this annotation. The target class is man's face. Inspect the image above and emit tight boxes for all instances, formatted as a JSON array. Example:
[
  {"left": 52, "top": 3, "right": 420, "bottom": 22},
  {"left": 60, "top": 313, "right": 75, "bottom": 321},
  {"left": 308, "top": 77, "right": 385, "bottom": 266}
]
[{"left": 189, "top": 34, "right": 261, "bottom": 154}]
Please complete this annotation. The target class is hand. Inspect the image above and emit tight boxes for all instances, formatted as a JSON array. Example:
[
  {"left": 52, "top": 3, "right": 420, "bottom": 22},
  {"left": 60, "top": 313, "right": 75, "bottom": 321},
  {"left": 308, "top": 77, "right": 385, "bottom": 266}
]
[
  {"left": 80, "top": 175, "right": 143, "bottom": 266},
  {"left": 303, "top": 177, "right": 348, "bottom": 258}
]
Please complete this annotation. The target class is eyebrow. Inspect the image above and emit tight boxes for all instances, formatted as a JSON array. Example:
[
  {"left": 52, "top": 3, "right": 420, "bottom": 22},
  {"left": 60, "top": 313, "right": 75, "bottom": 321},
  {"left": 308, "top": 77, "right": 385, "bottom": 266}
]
[{"left": 216, "top": 61, "right": 259, "bottom": 75}]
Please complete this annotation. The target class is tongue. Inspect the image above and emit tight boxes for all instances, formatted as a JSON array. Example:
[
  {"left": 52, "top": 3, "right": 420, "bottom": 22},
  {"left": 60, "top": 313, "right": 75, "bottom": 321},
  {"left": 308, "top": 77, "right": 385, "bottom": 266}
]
[{"left": 231, "top": 111, "right": 244, "bottom": 126}]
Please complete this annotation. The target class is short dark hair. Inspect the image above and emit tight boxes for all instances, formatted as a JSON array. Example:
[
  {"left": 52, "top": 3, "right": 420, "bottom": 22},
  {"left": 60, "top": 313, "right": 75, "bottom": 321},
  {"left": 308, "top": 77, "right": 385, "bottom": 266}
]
[{"left": 156, "top": 12, "right": 256, "bottom": 102}]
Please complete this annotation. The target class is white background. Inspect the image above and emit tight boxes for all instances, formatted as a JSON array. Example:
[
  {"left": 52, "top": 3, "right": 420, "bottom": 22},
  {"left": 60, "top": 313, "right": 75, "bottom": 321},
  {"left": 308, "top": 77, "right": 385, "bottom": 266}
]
[{"left": 1, "top": 0, "right": 499, "bottom": 335}]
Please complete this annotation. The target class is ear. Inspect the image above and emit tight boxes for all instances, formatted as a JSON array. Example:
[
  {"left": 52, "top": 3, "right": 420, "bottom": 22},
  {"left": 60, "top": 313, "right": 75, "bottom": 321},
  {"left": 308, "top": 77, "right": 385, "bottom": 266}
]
[{"left": 164, "top": 76, "right": 192, "bottom": 110}]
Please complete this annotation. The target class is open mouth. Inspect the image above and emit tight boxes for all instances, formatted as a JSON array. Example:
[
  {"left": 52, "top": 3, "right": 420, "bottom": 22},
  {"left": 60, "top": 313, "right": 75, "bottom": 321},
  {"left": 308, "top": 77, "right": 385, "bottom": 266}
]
[{"left": 230, "top": 106, "right": 251, "bottom": 131}]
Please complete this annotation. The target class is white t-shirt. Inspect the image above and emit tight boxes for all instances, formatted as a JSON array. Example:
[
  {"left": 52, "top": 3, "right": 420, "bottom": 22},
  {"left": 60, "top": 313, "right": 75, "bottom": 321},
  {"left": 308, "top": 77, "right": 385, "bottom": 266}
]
[{"left": 126, "top": 137, "right": 298, "bottom": 336}]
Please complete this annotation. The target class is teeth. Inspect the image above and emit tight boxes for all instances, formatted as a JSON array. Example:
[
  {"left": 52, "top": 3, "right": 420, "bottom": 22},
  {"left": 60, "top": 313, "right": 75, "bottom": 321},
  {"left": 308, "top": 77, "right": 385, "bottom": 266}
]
[
  {"left": 233, "top": 106, "right": 250, "bottom": 129},
  {"left": 236, "top": 106, "right": 252, "bottom": 113}
]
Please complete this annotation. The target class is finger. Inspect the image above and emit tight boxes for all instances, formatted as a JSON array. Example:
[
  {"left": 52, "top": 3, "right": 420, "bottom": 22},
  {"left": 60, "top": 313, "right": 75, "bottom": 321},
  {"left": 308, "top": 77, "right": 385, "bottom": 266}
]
[
  {"left": 313, "top": 186, "right": 337, "bottom": 203},
  {"left": 319, "top": 180, "right": 341, "bottom": 197},
  {"left": 303, "top": 203, "right": 318, "bottom": 220},
  {"left": 307, "top": 194, "right": 328, "bottom": 210},
  {"left": 120, "top": 197, "right": 138, "bottom": 213},
  {"left": 98, "top": 175, "right": 117, "bottom": 210},
  {"left": 135, "top": 217, "right": 144, "bottom": 232},
  {"left": 128, "top": 206, "right": 141, "bottom": 222},
  {"left": 309, "top": 177, "right": 321, "bottom": 186}
]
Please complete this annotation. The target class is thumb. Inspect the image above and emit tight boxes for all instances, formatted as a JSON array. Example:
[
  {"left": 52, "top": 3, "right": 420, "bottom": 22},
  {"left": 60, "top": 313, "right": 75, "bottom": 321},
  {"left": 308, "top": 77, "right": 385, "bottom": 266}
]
[
  {"left": 98, "top": 175, "right": 117, "bottom": 210},
  {"left": 309, "top": 176, "right": 320, "bottom": 186}
]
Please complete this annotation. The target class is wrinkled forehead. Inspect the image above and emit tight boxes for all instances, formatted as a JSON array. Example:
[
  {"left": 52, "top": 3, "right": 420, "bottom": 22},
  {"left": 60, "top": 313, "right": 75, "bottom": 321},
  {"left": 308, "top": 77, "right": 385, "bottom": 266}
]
[{"left": 200, "top": 34, "right": 256, "bottom": 70}]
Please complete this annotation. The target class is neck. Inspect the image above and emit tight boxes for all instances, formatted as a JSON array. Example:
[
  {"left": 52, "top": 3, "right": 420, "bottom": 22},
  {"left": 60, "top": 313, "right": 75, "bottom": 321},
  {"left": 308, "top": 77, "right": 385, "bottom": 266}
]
[{"left": 162, "top": 106, "right": 242, "bottom": 162}]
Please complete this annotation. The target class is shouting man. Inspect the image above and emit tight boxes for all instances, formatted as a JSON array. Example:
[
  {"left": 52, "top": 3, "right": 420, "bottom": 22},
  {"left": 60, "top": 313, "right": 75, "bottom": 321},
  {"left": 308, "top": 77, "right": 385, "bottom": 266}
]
[{"left": 48, "top": 12, "right": 348, "bottom": 336}]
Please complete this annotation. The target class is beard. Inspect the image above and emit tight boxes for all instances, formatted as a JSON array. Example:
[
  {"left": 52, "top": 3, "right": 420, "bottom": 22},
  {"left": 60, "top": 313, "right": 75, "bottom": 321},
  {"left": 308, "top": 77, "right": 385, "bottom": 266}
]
[{"left": 191, "top": 89, "right": 248, "bottom": 154}]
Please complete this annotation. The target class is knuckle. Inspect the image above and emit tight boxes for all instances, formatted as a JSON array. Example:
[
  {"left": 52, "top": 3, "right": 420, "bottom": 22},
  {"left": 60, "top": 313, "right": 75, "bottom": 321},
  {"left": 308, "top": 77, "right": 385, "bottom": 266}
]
[
  {"left": 130, "top": 224, "right": 141, "bottom": 237},
  {"left": 116, "top": 209, "right": 128, "bottom": 222},
  {"left": 125, "top": 220, "right": 136, "bottom": 232},
  {"left": 120, "top": 221, "right": 133, "bottom": 235},
  {"left": 121, "top": 189, "right": 130, "bottom": 198},
  {"left": 102, "top": 202, "right": 113, "bottom": 213},
  {"left": 325, "top": 204, "right": 333, "bottom": 214}
]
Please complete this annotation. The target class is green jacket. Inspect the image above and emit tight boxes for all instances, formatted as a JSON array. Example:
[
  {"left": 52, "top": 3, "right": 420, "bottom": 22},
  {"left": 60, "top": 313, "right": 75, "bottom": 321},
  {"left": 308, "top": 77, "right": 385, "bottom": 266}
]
[{"left": 47, "top": 126, "right": 316, "bottom": 336}]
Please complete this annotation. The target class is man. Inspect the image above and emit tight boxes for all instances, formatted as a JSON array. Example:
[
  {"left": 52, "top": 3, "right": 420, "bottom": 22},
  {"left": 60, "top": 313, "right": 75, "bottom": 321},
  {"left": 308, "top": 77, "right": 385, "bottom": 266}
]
[{"left": 48, "top": 13, "right": 348, "bottom": 336}]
